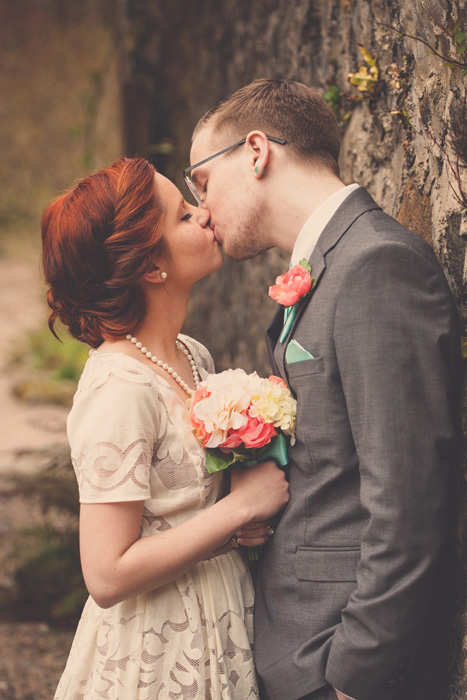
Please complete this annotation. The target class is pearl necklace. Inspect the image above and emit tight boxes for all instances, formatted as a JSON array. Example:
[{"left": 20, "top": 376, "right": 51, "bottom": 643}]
[{"left": 126, "top": 334, "right": 201, "bottom": 396}]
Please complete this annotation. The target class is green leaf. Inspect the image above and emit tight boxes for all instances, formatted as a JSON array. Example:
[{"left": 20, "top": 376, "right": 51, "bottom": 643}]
[
  {"left": 298, "top": 259, "right": 312, "bottom": 273},
  {"left": 205, "top": 447, "right": 252, "bottom": 474},
  {"left": 323, "top": 84, "right": 341, "bottom": 111}
]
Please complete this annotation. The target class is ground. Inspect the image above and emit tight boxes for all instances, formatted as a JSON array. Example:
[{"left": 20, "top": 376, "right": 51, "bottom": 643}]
[{"left": 0, "top": 623, "right": 74, "bottom": 700}]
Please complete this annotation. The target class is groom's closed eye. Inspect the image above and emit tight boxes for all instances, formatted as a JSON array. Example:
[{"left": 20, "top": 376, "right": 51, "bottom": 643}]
[
  {"left": 192, "top": 170, "right": 207, "bottom": 192},
  {"left": 198, "top": 179, "right": 207, "bottom": 194}
]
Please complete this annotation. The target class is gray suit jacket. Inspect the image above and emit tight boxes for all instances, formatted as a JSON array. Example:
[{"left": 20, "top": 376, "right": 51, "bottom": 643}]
[{"left": 254, "top": 188, "right": 460, "bottom": 700}]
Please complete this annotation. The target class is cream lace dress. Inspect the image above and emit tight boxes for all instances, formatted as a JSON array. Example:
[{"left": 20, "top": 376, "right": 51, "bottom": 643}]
[{"left": 54, "top": 335, "right": 258, "bottom": 700}]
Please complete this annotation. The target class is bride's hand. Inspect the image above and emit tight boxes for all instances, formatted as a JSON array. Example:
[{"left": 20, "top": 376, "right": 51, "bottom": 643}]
[{"left": 230, "top": 460, "right": 289, "bottom": 525}]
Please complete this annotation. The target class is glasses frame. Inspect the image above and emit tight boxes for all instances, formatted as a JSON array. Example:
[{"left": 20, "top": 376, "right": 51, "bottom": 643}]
[{"left": 183, "top": 135, "right": 286, "bottom": 205}]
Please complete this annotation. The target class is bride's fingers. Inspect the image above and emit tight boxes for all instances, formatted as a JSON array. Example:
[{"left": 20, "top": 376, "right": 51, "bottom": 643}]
[{"left": 237, "top": 520, "right": 269, "bottom": 531}]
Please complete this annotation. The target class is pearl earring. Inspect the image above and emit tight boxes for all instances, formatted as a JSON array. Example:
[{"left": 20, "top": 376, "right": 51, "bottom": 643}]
[{"left": 160, "top": 271, "right": 167, "bottom": 280}]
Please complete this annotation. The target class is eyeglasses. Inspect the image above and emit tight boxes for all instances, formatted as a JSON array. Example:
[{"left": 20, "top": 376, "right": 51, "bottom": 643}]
[{"left": 183, "top": 135, "right": 286, "bottom": 205}]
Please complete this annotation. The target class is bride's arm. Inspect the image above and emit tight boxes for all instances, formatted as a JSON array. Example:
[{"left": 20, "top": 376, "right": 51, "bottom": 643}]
[{"left": 79, "top": 460, "right": 288, "bottom": 608}]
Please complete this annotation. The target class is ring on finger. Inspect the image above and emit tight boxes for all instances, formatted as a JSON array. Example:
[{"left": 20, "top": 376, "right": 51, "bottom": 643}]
[{"left": 266, "top": 525, "right": 275, "bottom": 536}]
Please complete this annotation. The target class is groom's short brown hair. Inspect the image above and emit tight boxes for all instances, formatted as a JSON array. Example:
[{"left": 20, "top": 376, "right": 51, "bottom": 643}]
[{"left": 194, "top": 78, "right": 341, "bottom": 175}]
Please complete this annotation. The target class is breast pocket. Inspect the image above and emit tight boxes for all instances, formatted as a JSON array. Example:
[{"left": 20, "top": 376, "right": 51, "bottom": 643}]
[{"left": 286, "top": 356, "right": 324, "bottom": 378}]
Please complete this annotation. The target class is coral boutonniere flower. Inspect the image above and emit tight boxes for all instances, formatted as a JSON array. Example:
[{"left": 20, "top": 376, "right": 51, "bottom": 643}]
[
  {"left": 268, "top": 259, "right": 315, "bottom": 307},
  {"left": 269, "top": 260, "right": 316, "bottom": 343}
]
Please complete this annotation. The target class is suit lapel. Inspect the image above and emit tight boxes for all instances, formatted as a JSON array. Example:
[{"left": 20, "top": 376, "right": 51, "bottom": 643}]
[
  {"left": 266, "top": 187, "right": 381, "bottom": 381},
  {"left": 316, "top": 186, "right": 381, "bottom": 255},
  {"left": 282, "top": 244, "right": 326, "bottom": 347}
]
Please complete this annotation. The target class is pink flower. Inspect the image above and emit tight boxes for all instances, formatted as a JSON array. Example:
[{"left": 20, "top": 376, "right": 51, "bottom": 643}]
[
  {"left": 235, "top": 415, "right": 277, "bottom": 449},
  {"left": 268, "top": 375, "right": 287, "bottom": 388},
  {"left": 268, "top": 264, "right": 313, "bottom": 307},
  {"left": 190, "top": 386, "right": 212, "bottom": 447},
  {"left": 221, "top": 430, "right": 244, "bottom": 449}
]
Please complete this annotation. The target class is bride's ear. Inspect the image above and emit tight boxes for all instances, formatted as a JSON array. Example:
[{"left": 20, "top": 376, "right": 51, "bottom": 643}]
[{"left": 143, "top": 267, "right": 168, "bottom": 284}]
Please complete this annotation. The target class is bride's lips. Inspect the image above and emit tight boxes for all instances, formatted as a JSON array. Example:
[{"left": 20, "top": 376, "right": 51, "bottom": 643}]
[{"left": 212, "top": 223, "right": 221, "bottom": 245}]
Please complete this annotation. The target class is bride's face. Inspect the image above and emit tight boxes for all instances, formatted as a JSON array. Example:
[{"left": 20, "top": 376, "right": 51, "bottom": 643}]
[
  {"left": 189, "top": 126, "right": 271, "bottom": 261},
  {"left": 156, "top": 174, "right": 222, "bottom": 286}
]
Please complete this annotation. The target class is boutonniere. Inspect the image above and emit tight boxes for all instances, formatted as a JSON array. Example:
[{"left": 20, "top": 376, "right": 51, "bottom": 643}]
[{"left": 268, "top": 260, "right": 316, "bottom": 343}]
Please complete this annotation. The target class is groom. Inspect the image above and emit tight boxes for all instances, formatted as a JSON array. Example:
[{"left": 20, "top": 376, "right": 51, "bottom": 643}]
[{"left": 187, "top": 79, "right": 460, "bottom": 700}]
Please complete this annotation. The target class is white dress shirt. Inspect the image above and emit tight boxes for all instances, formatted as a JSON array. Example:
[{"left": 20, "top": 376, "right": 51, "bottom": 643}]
[
  {"left": 291, "top": 180, "right": 360, "bottom": 700},
  {"left": 290, "top": 183, "right": 360, "bottom": 266}
]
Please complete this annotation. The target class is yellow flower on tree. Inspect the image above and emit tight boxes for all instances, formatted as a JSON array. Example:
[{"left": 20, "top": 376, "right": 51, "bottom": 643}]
[{"left": 347, "top": 44, "right": 379, "bottom": 94}]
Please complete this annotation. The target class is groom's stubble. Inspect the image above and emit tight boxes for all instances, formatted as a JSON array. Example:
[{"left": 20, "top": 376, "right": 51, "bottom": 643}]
[{"left": 218, "top": 179, "right": 273, "bottom": 261}]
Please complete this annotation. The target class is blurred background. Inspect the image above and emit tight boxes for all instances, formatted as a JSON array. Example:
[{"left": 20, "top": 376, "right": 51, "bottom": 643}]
[{"left": 0, "top": 0, "right": 465, "bottom": 697}]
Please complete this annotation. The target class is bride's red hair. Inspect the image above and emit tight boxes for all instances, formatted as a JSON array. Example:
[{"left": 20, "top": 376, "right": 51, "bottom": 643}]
[{"left": 41, "top": 157, "right": 166, "bottom": 348}]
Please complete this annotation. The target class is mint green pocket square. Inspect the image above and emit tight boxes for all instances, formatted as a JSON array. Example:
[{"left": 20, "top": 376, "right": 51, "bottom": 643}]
[{"left": 285, "top": 339, "right": 315, "bottom": 364}]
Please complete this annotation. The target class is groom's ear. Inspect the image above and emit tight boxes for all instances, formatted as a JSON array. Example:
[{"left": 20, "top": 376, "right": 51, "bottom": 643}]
[{"left": 245, "top": 130, "right": 271, "bottom": 178}]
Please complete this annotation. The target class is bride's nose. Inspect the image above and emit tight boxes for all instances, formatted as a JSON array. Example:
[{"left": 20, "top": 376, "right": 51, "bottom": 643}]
[{"left": 197, "top": 206, "right": 211, "bottom": 227}]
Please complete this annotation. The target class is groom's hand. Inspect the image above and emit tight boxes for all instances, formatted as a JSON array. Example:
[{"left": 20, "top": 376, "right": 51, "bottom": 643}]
[{"left": 235, "top": 520, "right": 272, "bottom": 547}]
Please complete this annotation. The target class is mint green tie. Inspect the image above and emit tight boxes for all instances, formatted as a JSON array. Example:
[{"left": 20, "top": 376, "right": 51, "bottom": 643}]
[{"left": 279, "top": 305, "right": 298, "bottom": 343}]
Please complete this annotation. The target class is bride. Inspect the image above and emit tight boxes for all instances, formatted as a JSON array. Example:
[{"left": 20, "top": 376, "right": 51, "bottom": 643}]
[{"left": 41, "top": 156, "right": 289, "bottom": 699}]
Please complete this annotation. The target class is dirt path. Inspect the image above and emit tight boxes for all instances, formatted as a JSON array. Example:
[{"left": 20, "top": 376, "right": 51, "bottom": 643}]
[{"left": 0, "top": 256, "right": 69, "bottom": 473}]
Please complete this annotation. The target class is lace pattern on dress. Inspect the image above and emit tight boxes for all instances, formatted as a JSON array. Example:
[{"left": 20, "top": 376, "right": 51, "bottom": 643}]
[
  {"left": 55, "top": 565, "right": 257, "bottom": 700},
  {"left": 73, "top": 439, "right": 152, "bottom": 495}
]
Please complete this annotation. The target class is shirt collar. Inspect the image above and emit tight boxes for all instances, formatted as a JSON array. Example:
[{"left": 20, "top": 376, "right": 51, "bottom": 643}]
[{"left": 290, "top": 183, "right": 360, "bottom": 266}]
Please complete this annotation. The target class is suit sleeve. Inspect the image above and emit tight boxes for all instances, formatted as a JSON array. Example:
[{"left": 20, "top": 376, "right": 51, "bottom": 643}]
[{"left": 324, "top": 240, "right": 459, "bottom": 700}]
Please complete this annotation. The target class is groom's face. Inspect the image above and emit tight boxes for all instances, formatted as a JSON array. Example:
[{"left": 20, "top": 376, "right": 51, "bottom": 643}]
[{"left": 189, "top": 125, "right": 270, "bottom": 260}]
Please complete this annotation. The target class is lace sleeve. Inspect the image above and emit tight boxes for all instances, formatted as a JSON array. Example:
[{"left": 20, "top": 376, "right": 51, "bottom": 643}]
[{"left": 67, "top": 357, "right": 158, "bottom": 504}]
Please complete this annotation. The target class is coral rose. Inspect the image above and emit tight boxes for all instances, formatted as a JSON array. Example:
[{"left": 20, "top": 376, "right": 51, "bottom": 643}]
[
  {"left": 268, "top": 375, "right": 287, "bottom": 387},
  {"left": 268, "top": 264, "right": 313, "bottom": 307},
  {"left": 234, "top": 415, "right": 277, "bottom": 449},
  {"left": 190, "top": 386, "right": 212, "bottom": 447},
  {"left": 221, "top": 430, "right": 244, "bottom": 449}
]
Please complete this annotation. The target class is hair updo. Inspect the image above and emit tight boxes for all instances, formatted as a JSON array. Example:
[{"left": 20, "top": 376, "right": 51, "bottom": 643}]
[{"left": 41, "top": 156, "right": 166, "bottom": 348}]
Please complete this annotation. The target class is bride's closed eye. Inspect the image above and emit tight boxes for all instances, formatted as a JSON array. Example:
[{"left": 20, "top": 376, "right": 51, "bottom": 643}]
[{"left": 180, "top": 213, "right": 193, "bottom": 221}]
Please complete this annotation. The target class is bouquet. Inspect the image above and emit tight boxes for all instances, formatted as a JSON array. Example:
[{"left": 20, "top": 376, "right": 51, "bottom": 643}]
[{"left": 189, "top": 368, "right": 296, "bottom": 474}]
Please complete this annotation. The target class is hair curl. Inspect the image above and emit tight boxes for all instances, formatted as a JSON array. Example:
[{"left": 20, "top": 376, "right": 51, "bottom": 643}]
[{"left": 41, "top": 157, "right": 165, "bottom": 348}]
